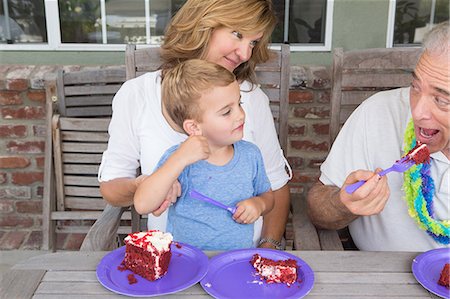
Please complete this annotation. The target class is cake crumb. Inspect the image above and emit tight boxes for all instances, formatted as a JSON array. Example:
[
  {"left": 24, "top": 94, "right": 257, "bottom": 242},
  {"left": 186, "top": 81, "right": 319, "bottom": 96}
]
[{"left": 127, "top": 273, "right": 138, "bottom": 284}]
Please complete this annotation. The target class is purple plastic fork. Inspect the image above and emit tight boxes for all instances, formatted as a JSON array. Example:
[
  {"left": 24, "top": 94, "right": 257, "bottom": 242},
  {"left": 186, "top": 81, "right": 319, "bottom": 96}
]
[
  {"left": 189, "top": 190, "right": 237, "bottom": 214},
  {"left": 345, "top": 156, "right": 416, "bottom": 194}
]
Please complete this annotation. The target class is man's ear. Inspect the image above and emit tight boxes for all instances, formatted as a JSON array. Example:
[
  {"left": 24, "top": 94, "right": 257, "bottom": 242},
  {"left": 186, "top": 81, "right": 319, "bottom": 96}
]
[{"left": 183, "top": 119, "right": 201, "bottom": 136}]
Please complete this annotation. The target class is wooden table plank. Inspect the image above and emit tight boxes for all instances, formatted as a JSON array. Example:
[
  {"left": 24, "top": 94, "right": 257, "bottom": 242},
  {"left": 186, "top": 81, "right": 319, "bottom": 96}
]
[{"left": 0, "top": 269, "right": 45, "bottom": 299}]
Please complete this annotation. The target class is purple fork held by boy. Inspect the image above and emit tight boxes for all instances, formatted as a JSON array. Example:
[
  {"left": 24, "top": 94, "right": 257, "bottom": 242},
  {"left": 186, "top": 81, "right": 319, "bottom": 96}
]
[{"left": 189, "top": 189, "right": 237, "bottom": 214}]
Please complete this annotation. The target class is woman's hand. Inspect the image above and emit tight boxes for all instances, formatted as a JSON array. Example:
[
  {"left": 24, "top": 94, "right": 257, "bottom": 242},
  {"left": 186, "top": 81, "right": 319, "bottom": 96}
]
[{"left": 152, "top": 180, "right": 181, "bottom": 216}]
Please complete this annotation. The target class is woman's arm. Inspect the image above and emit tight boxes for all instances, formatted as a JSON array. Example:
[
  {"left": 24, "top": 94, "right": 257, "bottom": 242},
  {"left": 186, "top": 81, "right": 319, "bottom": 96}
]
[{"left": 259, "top": 184, "right": 290, "bottom": 249}]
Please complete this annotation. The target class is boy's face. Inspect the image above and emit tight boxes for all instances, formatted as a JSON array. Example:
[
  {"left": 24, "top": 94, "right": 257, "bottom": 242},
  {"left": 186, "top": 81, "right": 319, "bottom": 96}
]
[{"left": 196, "top": 80, "right": 245, "bottom": 147}]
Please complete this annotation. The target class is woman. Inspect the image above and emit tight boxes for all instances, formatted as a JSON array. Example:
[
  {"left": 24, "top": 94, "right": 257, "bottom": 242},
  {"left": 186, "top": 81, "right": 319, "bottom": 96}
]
[{"left": 98, "top": 0, "right": 291, "bottom": 250}]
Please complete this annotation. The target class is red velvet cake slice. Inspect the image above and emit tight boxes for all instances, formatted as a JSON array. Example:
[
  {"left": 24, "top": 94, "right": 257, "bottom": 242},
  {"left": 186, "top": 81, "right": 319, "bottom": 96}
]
[
  {"left": 438, "top": 263, "right": 450, "bottom": 288},
  {"left": 250, "top": 253, "right": 298, "bottom": 286},
  {"left": 123, "top": 230, "right": 173, "bottom": 281},
  {"left": 405, "top": 142, "right": 430, "bottom": 164}
]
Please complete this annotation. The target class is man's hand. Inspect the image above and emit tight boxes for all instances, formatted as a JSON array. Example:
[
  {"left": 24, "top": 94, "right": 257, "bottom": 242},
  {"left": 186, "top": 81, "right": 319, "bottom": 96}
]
[
  {"left": 339, "top": 168, "right": 390, "bottom": 216},
  {"left": 152, "top": 180, "right": 181, "bottom": 216}
]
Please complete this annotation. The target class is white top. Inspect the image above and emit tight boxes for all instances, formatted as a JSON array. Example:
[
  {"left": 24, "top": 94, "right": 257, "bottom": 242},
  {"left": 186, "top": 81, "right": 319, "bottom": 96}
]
[
  {"left": 98, "top": 71, "right": 290, "bottom": 245},
  {"left": 320, "top": 87, "right": 450, "bottom": 251}
]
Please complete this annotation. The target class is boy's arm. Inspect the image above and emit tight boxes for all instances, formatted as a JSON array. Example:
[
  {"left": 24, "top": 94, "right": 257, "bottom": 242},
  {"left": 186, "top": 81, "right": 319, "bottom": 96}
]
[
  {"left": 134, "top": 153, "right": 187, "bottom": 214},
  {"left": 134, "top": 135, "right": 210, "bottom": 215}
]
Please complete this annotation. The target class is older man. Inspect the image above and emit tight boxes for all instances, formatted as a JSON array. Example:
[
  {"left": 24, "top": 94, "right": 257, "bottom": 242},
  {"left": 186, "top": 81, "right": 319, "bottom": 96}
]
[{"left": 307, "top": 21, "right": 449, "bottom": 251}]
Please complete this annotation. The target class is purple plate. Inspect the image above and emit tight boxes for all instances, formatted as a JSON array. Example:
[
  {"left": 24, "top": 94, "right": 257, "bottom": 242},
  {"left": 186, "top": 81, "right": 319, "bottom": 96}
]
[
  {"left": 412, "top": 248, "right": 450, "bottom": 299},
  {"left": 200, "top": 248, "right": 314, "bottom": 299},
  {"left": 96, "top": 242, "right": 208, "bottom": 297}
]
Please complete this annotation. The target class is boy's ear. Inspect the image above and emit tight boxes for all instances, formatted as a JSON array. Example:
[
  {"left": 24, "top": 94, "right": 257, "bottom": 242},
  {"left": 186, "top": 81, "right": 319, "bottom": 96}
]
[{"left": 183, "top": 119, "right": 201, "bottom": 136}]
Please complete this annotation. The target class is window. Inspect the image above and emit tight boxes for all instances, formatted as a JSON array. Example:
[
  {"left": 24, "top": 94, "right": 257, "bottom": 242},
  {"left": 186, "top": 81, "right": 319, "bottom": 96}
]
[
  {"left": 0, "top": 0, "right": 333, "bottom": 51},
  {"left": 389, "top": 0, "right": 449, "bottom": 46}
]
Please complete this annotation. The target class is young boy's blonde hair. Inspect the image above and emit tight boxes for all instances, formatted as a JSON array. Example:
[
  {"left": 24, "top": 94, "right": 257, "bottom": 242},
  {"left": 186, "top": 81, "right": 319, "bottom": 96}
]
[{"left": 161, "top": 59, "right": 236, "bottom": 132}]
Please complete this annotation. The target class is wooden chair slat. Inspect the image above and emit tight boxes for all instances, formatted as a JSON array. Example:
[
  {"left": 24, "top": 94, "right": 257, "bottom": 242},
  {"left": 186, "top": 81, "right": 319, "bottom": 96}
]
[
  {"left": 63, "top": 84, "right": 122, "bottom": 96},
  {"left": 63, "top": 68, "right": 126, "bottom": 85},
  {"left": 65, "top": 197, "right": 106, "bottom": 210},
  {"left": 63, "top": 95, "right": 114, "bottom": 107},
  {"left": 64, "top": 186, "right": 102, "bottom": 198},
  {"left": 63, "top": 153, "right": 103, "bottom": 164},
  {"left": 61, "top": 131, "right": 109, "bottom": 142},
  {"left": 342, "top": 73, "right": 413, "bottom": 88},
  {"left": 58, "top": 118, "right": 110, "bottom": 131},
  {"left": 61, "top": 143, "right": 107, "bottom": 154},
  {"left": 63, "top": 164, "right": 99, "bottom": 175},
  {"left": 64, "top": 175, "right": 99, "bottom": 186}
]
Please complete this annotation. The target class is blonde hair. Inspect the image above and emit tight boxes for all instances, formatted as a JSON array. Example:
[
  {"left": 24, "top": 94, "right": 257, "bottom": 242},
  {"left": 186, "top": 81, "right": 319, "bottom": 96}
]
[
  {"left": 161, "top": 0, "right": 276, "bottom": 83},
  {"left": 161, "top": 59, "right": 236, "bottom": 132}
]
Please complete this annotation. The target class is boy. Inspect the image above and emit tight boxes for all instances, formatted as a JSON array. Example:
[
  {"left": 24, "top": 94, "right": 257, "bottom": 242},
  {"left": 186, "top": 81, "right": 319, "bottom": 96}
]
[{"left": 134, "top": 59, "right": 274, "bottom": 250}]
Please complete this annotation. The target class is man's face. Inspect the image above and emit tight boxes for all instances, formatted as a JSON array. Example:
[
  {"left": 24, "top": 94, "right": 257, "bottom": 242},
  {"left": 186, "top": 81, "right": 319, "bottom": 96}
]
[{"left": 410, "top": 49, "right": 450, "bottom": 158}]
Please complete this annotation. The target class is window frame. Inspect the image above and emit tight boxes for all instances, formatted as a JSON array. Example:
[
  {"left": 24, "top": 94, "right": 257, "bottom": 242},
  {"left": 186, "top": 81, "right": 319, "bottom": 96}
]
[{"left": 0, "top": 0, "right": 334, "bottom": 52}]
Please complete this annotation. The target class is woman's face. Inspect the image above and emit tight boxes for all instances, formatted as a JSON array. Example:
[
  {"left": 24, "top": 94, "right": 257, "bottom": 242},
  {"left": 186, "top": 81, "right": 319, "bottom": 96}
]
[{"left": 204, "top": 27, "right": 263, "bottom": 72}]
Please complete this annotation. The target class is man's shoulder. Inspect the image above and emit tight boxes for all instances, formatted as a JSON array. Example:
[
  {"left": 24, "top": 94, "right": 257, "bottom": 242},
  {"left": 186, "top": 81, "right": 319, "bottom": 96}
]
[{"left": 361, "top": 87, "right": 410, "bottom": 109}]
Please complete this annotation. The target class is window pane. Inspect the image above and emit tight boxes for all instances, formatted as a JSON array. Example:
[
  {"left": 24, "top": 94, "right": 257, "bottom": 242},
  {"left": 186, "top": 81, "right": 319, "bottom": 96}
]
[
  {"left": 394, "top": 0, "right": 449, "bottom": 45},
  {"left": 288, "top": 0, "right": 326, "bottom": 44},
  {"left": 59, "top": 0, "right": 101, "bottom": 43},
  {"left": 0, "top": 0, "right": 47, "bottom": 44}
]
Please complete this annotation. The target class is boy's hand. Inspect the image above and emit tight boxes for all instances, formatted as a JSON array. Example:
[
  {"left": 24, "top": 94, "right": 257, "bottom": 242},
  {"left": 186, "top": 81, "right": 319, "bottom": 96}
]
[
  {"left": 174, "top": 135, "right": 210, "bottom": 166},
  {"left": 152, "top": 180, "right": 181, "bottom": 216},
  {"left": 233, "top": 197, "right": 265, "bottom": 224}
]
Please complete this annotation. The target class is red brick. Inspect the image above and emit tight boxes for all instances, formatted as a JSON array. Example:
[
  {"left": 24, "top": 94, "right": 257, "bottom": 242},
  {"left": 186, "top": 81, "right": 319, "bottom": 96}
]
[
  {"left": 291, "top": 171, "right": 319, "bottom": 183},
  {"left": 1, "top": 106, "right": 45, "bottom": 119},
  {"left": 290, "top": 140, "right": 329, "bottom": 152},
  {"left": 12, "top": 172, "right": 44, "bottom": 185},
  {"left": 0, "top": 200, "right": 14, "bottom": 213},
  {"left": 0, "top": 186, "right": 31, "bottom": 199},
  {"left": 316, "top": 91, "right": 331, "bottom": 103},
  {"left": 35, "top": 186, "right": 44, "bottom": 198},
  {"left": 33, "top": 125, "right": 46, "bottom": 137},
  {"left": 0, "top": 91, "right": 22, "bottom": 105},
  {"left": 6, "top": 79, "right": 29, "bottom": 91},
  {"left": 313, "top": 123, "right": 329, "bottom": 135},
  {"left": 288, "top": 123, "right": 306, "bottom": 136},
  {"left": 0, "top": 125, "right": 27, "bottom": 138},
  {"left": 0, "top": 214, "right": 34, "bottom": 228},
  {"left": 287, "top": 157, "right": 303, "bottom": 168},
  {"left": 64, "top": 233, "right": 86, "bottom": 250},
  {"left": 27, "top": 90, "right": 46, "bottom": 102},
  {"left": 0, "top": 156, "right": 30, "bottom": 168},
  {"left": 16, "top": 200, "right": 42, "bottom": 214},
  {"left": 0, "top": 173, "right": 6, "bottom": 184},
  {"left": 7, "top": 141, "right": 45, "bottom": 154},
  {"left": 289, "top": 90, "right": 314, "bottom": 103},
  {"left": 293, "top": 107, "right": 330, "bottom": 119},
  {"left": 56, "top": 233, "right": 68, "bottom": 250},
  {"left": 35, "top": 156, "right": 45, "bottom": 168},
  {"left": 22, "top": 230, "right": 42, "bottom": 249},
  {"left": 0, "top": 231, "right": 28, "bottom": 249},
  {"left": 308, "top": 159, "right": 325, "bottom": 168}
]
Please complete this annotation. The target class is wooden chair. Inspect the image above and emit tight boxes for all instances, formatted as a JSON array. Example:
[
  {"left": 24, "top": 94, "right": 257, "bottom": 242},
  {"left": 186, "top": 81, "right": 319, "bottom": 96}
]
[
  {"left": 126, "top": 44, "right": 341, "bottom": 250},
  {"left": 42, "top": 68, "right": 129, "bottom": 251},
  {"left": 325, "top": 47, "right": 422, "bottom": 249},
  {"left": 330, "top": 47, "right": 421, "bottom": 144}
]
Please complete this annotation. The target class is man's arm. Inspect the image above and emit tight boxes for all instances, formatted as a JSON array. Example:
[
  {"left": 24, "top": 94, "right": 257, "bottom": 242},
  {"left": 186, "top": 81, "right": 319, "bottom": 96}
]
[
  {"left": 307, "top": 181, "right": 357, "bottom": 230},
  {"left": 259, "top": 184, "right": 290, "bottom": 249},
  {"left": 307, "top": 169, "right": 390, "bottom": 230}
]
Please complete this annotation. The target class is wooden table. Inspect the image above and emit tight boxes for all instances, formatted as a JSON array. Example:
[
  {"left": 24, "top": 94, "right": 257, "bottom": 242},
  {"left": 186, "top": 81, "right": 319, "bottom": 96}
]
[{"left": 2, "top": 250, "right": 442, "bottom": 298}]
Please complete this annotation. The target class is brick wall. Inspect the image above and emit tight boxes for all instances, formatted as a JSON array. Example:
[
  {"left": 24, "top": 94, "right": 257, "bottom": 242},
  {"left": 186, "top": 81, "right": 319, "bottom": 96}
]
[{"left": 0, "top": 64, "right": 331, "bottom": 250}]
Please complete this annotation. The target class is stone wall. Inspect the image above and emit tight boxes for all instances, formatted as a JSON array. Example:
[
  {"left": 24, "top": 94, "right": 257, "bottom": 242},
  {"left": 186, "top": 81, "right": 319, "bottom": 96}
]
[{"left": 0, "top": 64, "right": 331, "bottom": 250}]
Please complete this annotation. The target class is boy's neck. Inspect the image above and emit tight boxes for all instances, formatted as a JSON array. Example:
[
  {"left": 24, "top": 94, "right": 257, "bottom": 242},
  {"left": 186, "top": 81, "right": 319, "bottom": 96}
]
[{"left": 206, "top": 143, "right": 235, "bottom": 166}]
